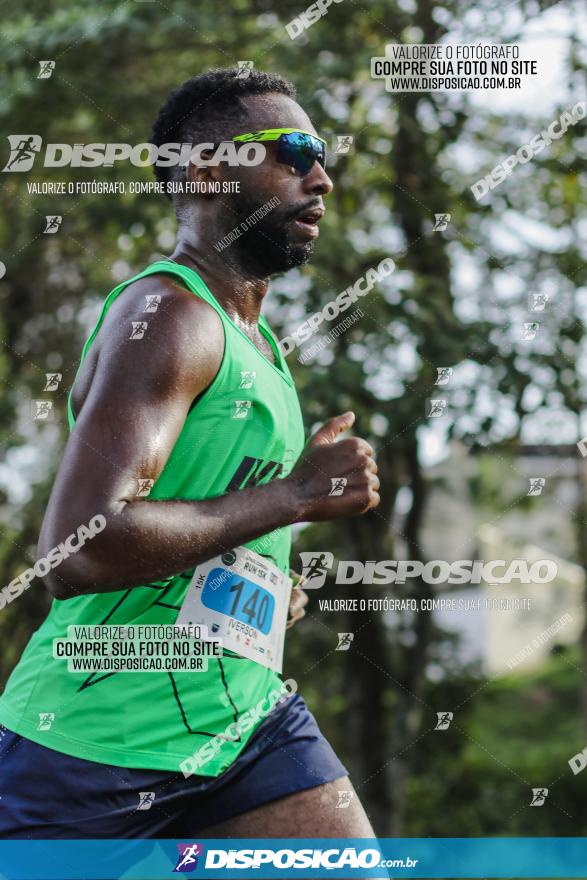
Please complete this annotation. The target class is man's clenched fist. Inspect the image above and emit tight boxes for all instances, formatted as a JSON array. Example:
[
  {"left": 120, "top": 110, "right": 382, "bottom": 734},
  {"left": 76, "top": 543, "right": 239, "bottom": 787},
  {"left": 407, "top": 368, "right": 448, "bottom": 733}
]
[{"left": 286, "top": 411, "right": 380, "bottom": 523}]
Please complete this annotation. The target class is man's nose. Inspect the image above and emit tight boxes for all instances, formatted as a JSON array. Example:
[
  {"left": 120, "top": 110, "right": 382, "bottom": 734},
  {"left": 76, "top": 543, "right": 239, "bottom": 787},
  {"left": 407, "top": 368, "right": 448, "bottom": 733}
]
[{"left": 302, "top": 160, "right": 333, "bottom": 196}]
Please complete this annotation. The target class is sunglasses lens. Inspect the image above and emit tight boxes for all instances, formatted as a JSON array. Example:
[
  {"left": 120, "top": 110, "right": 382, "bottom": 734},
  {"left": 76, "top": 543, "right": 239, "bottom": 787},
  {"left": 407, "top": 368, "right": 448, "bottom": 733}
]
[{"left": 276, "top": 132, "right": 325, "bottom": 174}]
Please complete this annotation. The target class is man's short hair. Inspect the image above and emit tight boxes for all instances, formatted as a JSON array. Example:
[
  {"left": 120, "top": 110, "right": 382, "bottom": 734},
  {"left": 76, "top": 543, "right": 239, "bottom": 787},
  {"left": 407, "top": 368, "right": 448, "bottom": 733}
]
[{"left": 150, "top": 67, "right": 296, "bottom": 196}]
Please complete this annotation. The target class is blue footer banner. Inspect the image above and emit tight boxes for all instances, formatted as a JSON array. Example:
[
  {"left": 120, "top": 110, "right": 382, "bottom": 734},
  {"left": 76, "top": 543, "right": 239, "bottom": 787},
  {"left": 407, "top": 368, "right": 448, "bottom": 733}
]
[{"left": 1, "top": 838, "right": 587, "bottom": 879}]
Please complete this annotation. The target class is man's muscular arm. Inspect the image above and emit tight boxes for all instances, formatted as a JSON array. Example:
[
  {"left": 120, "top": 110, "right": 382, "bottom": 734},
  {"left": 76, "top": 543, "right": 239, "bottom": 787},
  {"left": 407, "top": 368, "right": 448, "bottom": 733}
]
[{"left": 39, "top": 277, "right": 379, "bottom": 600}]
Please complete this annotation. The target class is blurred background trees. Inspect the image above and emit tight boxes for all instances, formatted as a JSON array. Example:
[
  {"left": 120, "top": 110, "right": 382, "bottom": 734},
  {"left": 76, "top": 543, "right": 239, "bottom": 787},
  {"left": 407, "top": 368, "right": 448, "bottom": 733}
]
[{"left": 1, "top": 0, "right": 585, "bottom": 837}]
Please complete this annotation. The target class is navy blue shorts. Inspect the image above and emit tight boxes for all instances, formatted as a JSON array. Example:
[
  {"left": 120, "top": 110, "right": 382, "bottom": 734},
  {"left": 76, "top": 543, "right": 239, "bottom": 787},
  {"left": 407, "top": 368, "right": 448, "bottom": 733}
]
[{"left": 0, "top": 694, "right": 347, "bottom": 839}]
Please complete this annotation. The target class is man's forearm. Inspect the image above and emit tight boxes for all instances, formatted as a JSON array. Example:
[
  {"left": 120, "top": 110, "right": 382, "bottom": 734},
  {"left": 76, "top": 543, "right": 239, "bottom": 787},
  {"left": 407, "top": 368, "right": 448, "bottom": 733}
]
[{"left": 44, "top": 477, "right": 306, "bottom": 599}]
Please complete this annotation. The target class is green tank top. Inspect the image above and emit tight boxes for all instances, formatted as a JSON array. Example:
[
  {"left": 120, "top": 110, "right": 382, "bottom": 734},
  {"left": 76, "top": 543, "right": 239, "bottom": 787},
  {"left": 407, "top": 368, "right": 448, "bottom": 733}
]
[{"left": 0, "top": 260, "right": 305, "bottom": 774}]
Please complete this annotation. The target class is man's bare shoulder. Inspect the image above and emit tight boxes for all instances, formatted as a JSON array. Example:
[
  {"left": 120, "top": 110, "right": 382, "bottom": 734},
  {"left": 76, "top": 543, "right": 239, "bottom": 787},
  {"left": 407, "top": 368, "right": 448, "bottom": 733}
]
[
  {"left": 101, "top": 270, "right": 224, "bottom": 350},
  {"left": 70, "top": 270, "right": 225, "bottom": 418},
  {"left": 90, "top": 270, "right": 226, "bottom": 374}
]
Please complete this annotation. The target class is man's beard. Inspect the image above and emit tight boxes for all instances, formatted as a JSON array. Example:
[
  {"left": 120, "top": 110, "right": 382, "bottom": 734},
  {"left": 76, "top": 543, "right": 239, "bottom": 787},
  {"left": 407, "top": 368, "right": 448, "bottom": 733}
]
[{"left": 223, "top": 192, "right": 315, "bottom": 277}]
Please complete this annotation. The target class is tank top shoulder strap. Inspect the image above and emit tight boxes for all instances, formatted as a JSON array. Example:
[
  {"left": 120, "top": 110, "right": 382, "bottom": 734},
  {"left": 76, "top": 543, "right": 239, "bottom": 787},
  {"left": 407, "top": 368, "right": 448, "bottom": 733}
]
[
  {"left": 67, "top": 260, "right": 229, "bottom": 430},
  {"left": 135, "top": 260, "right": 229, "bottom": 322}
]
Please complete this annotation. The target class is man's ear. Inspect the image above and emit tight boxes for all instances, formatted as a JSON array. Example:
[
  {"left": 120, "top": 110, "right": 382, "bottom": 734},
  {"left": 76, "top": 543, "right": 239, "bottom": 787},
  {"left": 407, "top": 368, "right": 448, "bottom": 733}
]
[{"left": 185, "top": 148, "right": 222, "bottom": 194}]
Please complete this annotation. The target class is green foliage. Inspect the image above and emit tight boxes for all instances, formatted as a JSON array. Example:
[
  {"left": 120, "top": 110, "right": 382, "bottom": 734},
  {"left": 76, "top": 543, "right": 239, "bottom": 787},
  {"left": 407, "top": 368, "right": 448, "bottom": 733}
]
[{"left": 405, "top": 648, "right": 587, "bottom": 836}]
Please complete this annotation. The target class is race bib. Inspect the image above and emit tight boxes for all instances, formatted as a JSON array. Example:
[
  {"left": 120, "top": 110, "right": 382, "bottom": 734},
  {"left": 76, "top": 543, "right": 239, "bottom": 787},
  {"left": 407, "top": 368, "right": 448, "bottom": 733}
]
[{"left": 176, "top": 547, "right": 292, "bottom": 673}]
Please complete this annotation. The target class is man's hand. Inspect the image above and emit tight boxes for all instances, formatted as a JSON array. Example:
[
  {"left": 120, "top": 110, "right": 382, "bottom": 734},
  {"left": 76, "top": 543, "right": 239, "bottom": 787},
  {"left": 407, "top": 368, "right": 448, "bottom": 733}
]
[
  {"left": 286, "top": 411, "right": 380, "bottom": 522},
  {"left": 287, "top": 576, "right": 309, "bottom": 629}
]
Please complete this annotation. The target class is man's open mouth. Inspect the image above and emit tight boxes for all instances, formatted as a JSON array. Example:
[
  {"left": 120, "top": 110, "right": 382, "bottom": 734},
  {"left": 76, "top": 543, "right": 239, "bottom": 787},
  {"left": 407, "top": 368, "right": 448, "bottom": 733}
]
[{"left": 292, "top": 207, "right": 325, "bottom": 238}]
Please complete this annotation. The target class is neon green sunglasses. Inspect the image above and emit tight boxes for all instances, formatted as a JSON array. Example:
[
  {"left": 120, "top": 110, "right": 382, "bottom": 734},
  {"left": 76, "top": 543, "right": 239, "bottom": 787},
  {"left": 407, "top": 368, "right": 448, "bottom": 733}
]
[{"left": 232, "top": 128, "right": 327, "bottom": 175}]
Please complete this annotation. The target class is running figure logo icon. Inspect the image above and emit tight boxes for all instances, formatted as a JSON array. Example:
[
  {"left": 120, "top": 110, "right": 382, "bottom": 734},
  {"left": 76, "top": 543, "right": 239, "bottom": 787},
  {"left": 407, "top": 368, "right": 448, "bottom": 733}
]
[
  {"left": 236, "top": 61, "right": 254, "bottom": 79},
  {"left": 435, "top": 712, "right": 453, "bottom": 730},
  {"left": 44, "top": 215, "right": 62, "bottom": 233},
  {"left": 3, "top": 135, "right": 42, "bottom": 172},
  {"left": 336, "top": 790, "right": 355, "bottom": 808},
  {"left": 44, "top": 373, "right": 62, "bottom": 391},
  {"left": 174, "top": 843, "right": 204, "bottom": 872},
  {"left": 137, "top": 791, "right": 155, "bottom": 810},
  {"left": 336, "top": 632, "right": 354, "bottom": 651},
  {"left": 37, "top": 61, "right": 56, "bottom": 79},
  {"left": 432, "top": 213, "right": 451, "bottom": 231},
  {"left": 233, "top": 400, "right": 252, "bottom": 419},
  {"left": 333, "top": 135, "right": 354, "bottom": 155},
  {"left": 298, "top": 551, "right": 334, "bottom": 589},
  {"left": 530, "top": 293, "right": 548, "bottom": 312},
  {"left": 129, "top": 321, "right": 149, "bottom": 340},
  {"left": 37, "top": 712, "right": 55, "bottom": 731},
  {"left": 32, "top": 400, "right": 53, "bottom": 421},
  {"left": 435, "top": 367, "right": 453, "bottom": 386},
  {"left": 527, "top": 478, "right": 545, "bottom": 497},
  {"left": 144, "top": 294, "right": 161, "bottom": 313},
  {"left": 427, "top": 398, "right": 447, "bottom": 418},
  {"left": 530, "top": 788, "right": 548, "bottom": 807},
  {"left": 329, "top": 477, "right": 347, "bottom": 496},
  {"left": 136, "top": 478, "right": 154, "bottom": 497}
]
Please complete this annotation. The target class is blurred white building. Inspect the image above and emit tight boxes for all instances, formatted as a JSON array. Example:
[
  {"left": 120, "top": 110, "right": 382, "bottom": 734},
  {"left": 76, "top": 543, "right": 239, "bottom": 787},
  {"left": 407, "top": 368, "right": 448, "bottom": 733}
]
[
  {"left": 402, "top": 441, "right": 586, "bottom": 676},
  {"left": 477, "top": 523, "right": 584, "bottom": 677}
]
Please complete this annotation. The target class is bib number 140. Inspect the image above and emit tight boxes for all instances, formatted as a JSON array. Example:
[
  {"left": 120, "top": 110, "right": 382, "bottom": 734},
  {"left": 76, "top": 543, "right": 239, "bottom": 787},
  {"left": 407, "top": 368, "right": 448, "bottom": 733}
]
[{"left": 201, "top": 570, "right": 276, "bottom": 635}]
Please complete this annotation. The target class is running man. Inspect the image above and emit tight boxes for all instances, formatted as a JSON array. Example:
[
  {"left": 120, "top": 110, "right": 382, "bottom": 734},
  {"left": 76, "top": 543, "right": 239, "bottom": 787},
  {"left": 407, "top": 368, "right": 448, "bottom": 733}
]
[{"left": 0, "top": 68, "right": 380, "bottom": 840}]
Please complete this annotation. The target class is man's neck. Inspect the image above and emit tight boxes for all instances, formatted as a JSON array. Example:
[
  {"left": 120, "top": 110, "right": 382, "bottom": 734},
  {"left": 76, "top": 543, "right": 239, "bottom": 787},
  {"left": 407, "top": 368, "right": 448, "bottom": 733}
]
[{"left": 170, "top": 236, "right": 269, "bottom": 326}]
